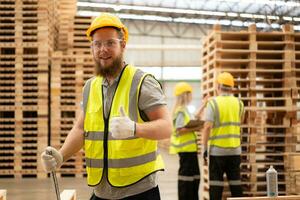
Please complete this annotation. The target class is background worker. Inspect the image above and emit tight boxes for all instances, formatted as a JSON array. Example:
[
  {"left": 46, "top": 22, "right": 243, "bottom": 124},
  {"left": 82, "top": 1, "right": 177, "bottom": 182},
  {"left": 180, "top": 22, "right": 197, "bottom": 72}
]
[
  {"left": 41, "top": 13, "right": 172, "bottom": 200},
  {"left": 169, "top": 82, "right": 208, "bottom": 200},
  {"left": 202, "top": 72, "right": 244, "bottom": 200}
]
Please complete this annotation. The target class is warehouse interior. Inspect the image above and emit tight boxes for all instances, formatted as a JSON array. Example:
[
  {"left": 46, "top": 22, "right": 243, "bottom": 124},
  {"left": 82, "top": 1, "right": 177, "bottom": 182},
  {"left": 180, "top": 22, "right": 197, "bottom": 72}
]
[{"left": 1, "top": 0, "right": 300, "bottom": 199}]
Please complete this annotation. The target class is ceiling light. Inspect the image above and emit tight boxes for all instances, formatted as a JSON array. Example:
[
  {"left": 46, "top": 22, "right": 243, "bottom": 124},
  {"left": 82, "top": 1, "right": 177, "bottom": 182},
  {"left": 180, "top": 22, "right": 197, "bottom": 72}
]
[
  {"left": 227, "top": 12, "right": 238, "bottom": 17},
  {"left": 283, "top": 16, "right": 293, "bottom": 21}
]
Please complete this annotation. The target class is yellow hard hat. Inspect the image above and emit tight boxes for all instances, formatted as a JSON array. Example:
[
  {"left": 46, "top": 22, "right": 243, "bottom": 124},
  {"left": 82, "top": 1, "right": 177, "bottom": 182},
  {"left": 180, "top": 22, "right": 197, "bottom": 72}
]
[
  {"left": 86, "top": 13, "right": 129, "bottom": 42},
  {"left": 174, "top": 82, "right": 193, "bottom": 96},
  {"left": 217, "top": 72, "right": 234, "bottom": 87}
]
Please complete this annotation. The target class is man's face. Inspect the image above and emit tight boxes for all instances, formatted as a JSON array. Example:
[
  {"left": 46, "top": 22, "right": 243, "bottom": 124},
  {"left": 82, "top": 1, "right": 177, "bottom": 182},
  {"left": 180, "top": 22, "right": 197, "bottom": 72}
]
[{"left": 91, "top": 27, "right": 126, "bottom": 77}]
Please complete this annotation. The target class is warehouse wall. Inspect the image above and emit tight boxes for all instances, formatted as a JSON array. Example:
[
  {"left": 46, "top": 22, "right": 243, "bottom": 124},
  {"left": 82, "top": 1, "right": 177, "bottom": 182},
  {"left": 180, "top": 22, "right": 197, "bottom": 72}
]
[
  {"left": 124, "top": 20, "right": 205, "bottom": 67},
  {"left": 124, "top": 20, "right": 207, "bottom": 116}
]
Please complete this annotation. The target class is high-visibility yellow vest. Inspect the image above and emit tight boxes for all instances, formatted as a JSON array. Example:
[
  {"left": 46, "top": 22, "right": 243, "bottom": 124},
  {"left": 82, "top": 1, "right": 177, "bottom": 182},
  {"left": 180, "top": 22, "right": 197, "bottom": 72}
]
[
  {"left": 83, "top": 65, "right": 164, "bottom": 187},
  {"left": 169, "top": 107, "right": 197, "bottom": 154},
  {"left": 208, "top": 95, "right": 243, "bottom": 148}
]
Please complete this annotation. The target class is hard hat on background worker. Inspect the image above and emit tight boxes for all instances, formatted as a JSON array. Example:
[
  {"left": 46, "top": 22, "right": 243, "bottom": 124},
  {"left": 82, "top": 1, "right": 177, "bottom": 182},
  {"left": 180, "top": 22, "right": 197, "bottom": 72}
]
[
  {"left": 217, "top": 72, "right": 234, "bottom": 87},
  {"left": 174, "top": 82, "right": 193, "bottom": 96},
  {"left": 86, "top": 13, "right": 129, "bottom": 42}
]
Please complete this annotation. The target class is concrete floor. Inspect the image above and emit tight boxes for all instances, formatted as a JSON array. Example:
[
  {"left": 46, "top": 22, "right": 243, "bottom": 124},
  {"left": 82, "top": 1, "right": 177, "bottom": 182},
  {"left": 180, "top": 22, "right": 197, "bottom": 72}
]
[{"left": 1, "top": 148, "right": 181, "bottom": 200}]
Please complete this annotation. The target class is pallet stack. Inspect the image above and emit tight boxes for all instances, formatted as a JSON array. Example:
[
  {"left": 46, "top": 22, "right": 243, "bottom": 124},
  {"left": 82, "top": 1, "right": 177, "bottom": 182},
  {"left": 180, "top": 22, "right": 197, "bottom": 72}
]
[
  {"left": 51, "top": 51, "right": 94, "bottom": 177},
  {"left": 287, "top": 154, "right": 300, "bottom": 194},
  {"left": 50, "top": 15, "right": 94, "bottom": 177},
  {"left": 287, "top": 30, "right": 300, "bottom": 194},
  {"left": 0, "top": 0, "right": 57, "bottom": 178},
  {"left": 201, "top": 24, "right": 300, "bottom": 198},
  {"left": 68, "top": 15, "right": 92, "bottom": 54},
  {"left": 56, "top": 0, "right": 77, "bottom": 51}
]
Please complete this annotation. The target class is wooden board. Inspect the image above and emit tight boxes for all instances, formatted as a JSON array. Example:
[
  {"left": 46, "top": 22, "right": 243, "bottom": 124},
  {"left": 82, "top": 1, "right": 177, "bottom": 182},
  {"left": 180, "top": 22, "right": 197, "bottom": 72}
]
[
  {"left": 228, "top": 195, "right": 300, "bottom": 200},
  {"left": 0, "top": 190, "right": 6, "bottom": 200},
  {"left": 60, "top": 190, "right": 76, "bottom": 200},
  {"left": 290, "top": 154, "right": 300, "bottom": 171}
]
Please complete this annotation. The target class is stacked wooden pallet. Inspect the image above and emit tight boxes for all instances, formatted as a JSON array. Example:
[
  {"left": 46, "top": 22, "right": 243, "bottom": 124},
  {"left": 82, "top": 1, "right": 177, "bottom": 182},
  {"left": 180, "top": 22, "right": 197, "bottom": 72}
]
[
  {"left": 287, "top": 30, "right": 300, "bottom": 194},
  {"left": 51, "top": 51, "right": 94, "bottom": 177},
  {"left": 287, "top": 154, "right": 300, "bottom": 194},
  {"left": 0, "top": 0, "right": 57, "bottom": 178},
  {"left": 196, "top": 131, "right": 209, "bottom": 200},
  {"left": 201, "top": 24, "right": 299, "bottom": 197},
  {"left": 50, "top": 15, "right": 94, "bottom": 177},
  {"left": 56, "top": 0, "right": 77, "bottom": 51},
  {"left": 67, "top": 16, "right": 92, "bottom": 54}
]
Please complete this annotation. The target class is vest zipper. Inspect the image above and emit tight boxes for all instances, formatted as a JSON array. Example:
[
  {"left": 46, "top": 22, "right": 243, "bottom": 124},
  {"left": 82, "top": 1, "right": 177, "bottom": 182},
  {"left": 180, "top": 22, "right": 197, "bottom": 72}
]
[
  {"left": 103, "top": 118, "right": 109, "bottom": 177},
  {"left": 102, "top": 64, "right": 128, "bottom": 182}
]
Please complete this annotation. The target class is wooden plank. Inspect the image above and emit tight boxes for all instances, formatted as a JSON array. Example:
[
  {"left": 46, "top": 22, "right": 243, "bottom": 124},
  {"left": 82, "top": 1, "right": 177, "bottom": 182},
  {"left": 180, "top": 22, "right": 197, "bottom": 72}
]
[
  {"left": 60, "top": 189, "right": 77, "bottom": 200},
  {"left": 290, "top": 154, "right": 300, "bottom": 171},
  {"left": 228, "top": 195, "right": 300, "bottom": 200},
  {"left": 0, "top": 190, "right": 7, "bottom": 200}
]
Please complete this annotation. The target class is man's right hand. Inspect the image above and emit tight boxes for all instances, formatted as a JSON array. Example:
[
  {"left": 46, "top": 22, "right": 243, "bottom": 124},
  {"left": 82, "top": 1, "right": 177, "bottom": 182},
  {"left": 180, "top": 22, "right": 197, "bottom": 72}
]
[{"left": 41, "top": 146, "right": 63, "bottom": 172}]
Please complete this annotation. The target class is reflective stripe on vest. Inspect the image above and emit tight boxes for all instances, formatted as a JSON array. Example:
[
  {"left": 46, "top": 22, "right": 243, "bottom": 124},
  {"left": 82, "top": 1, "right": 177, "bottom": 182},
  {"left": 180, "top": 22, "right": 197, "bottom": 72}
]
[
  {"left": 83, "top": 65, "right": 165, "bottom": 187},
  {"left": 169, "top": 107, "right": 197, "bottom": 154},
  {"left": 208, "top": 96, "right": 242, "bottom": 148},
  {"left": 85, "top": 151, "right": 157, "bottom": 168}
]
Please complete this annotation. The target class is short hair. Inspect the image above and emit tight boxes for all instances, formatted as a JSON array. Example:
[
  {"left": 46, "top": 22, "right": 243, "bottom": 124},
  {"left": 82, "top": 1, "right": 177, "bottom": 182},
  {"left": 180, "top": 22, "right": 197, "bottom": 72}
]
[{"left": 219, "top": 84, "right": 232, "bottom": 92}]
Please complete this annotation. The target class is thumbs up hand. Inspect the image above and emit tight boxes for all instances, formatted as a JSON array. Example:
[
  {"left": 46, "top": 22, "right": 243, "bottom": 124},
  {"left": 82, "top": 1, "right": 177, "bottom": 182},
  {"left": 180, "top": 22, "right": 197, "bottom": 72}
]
[{"left": 109, "top": 106, "right": 136, "bottom": 139}]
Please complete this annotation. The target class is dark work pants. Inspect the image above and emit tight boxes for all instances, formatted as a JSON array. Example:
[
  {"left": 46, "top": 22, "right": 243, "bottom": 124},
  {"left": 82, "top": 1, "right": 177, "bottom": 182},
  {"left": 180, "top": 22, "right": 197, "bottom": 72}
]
[
  {"left": 209, "top": 155, "right": 243, "bottom": 200},
  {"left": 90, "top": 186, "right": 160, "bottom": 200},
  {"left": 178, "top": 152, "right": 200, "bottom": 200}
]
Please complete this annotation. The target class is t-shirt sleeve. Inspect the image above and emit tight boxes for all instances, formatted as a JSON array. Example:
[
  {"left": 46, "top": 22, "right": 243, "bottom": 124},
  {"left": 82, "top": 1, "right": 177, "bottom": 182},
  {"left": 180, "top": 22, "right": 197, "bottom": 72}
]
[
  {"left": 175, "top": 112, "right": 185, "bottom": 129},
  {"left": 138, "top": 75, "right": 166, "bottom": 112},
  {"left": 204, "top": 102, "right": 215, "bottom": 122}
]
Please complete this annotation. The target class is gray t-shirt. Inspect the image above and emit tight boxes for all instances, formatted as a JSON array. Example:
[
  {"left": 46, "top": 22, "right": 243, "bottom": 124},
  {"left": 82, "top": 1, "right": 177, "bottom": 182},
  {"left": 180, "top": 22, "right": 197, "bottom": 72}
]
[
  {"left": 174, "top": 108, "right": 192, "bottom": 129},
  {"left": 87, "top": 70, "right": 166, "bottom": 199},
  {"left": 204, "top": 94, "right": 242, "bottom": 156}
]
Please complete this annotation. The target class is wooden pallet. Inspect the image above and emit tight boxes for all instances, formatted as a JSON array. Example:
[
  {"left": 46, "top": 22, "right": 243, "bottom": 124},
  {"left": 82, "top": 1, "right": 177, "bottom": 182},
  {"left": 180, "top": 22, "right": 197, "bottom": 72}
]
[
  {"left": 56, "top": 0, "right": 76, "bottom": 51},
  {"left": 0, "top": 190, "right": 6, "bottom": 200},
  {"left": 228, "top": 195, "right": 300, "bottom": 200},
  {"left": 61, "top": 190, "right": 77, "bottom": 200},
  {"left": 0, "top": 0, "right": 59, "bottom": 179},
  {"left": 200, "top": 24, "right": 299, "bottom": 198},
  {"left": 50, "top": 51, "right": 93, "bottom": 177}
]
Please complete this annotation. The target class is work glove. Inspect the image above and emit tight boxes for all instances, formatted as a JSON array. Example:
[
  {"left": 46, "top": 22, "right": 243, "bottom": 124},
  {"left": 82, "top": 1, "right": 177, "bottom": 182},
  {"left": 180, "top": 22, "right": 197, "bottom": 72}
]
[
  {"left": 109, "top": 106, "right": 136, "bottom": 139},
  {"left": 41, "top": 146, "right": 63, "bottom": 172}
]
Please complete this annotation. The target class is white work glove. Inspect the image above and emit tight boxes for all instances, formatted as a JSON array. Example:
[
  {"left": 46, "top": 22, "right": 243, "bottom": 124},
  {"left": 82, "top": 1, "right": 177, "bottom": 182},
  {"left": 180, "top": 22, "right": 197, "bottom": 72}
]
[
  {"left": 41, "top": 146, "right": 63, "bottom": 172},
  {"left": 109, "top": 106, "right": 136, "bottom": 139}
]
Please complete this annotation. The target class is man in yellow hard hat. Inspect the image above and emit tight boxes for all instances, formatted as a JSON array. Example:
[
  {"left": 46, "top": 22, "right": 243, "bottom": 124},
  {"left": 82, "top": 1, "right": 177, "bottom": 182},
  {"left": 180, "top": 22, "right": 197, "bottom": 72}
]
[
  {"left": 202, "top": 72, "right": 244, "bottom": 199},
  {"left": 41, "top": 13, "right": 172, "bottom": 200}
]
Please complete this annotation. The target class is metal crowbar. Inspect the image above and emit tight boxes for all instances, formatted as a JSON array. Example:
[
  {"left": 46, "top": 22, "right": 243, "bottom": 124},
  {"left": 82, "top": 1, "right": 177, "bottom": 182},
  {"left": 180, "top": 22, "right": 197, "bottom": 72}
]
[{"left": 46, "top": 149, "right": 61, "bottom": 200}]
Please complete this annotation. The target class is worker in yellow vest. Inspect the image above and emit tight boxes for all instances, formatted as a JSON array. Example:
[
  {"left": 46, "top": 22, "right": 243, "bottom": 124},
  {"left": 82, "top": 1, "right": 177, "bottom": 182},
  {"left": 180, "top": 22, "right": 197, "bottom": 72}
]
[
  {"left": 169, "top": 82, "right": 209, "bottom": 200},
  {"left": 202, "top": 72, "right": 244, "bottom": 200},
  {"left": 40, "top": 13, "right": 172, "bottom": 200}
]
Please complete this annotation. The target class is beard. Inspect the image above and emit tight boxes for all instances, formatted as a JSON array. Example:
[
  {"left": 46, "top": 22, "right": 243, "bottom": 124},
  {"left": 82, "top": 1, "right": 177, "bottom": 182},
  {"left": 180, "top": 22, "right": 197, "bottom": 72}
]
[{"left": 94, "top": 54, "right": 123, "bottom": 77}]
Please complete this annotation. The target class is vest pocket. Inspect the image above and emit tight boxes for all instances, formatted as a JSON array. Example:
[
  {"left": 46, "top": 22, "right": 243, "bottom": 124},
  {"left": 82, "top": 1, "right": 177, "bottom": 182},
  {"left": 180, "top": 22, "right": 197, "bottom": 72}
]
[
  {"left": 115, "top": 139, "right": 145, "bottom": 151},
  {"left": 110, "top": 139, "right": 145, "bottom": 160},
  {"left": 87, "top": 103, "right": 101, "bottom": 113},
  {"left": 85, "top": 104, "right": 103, "bottom": 130}
]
